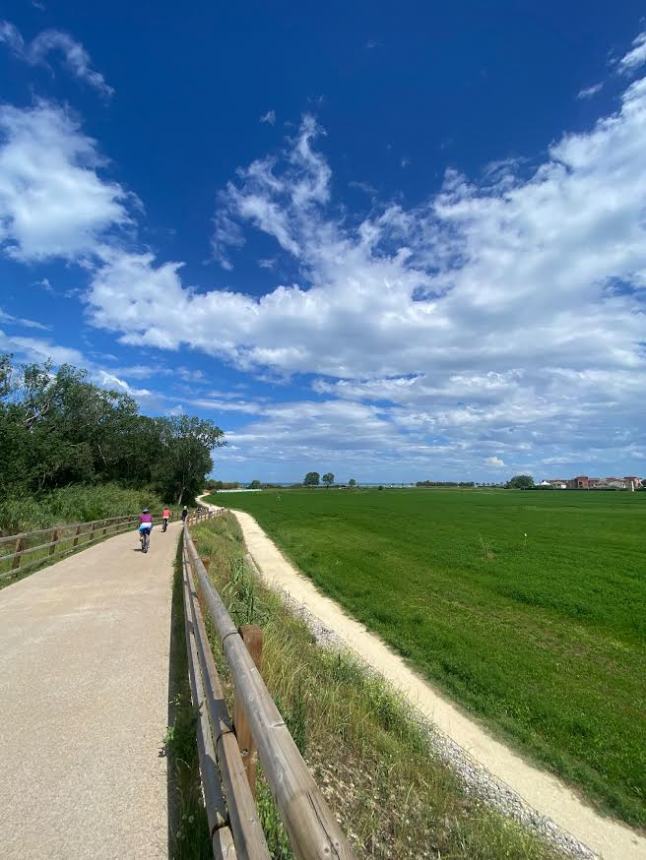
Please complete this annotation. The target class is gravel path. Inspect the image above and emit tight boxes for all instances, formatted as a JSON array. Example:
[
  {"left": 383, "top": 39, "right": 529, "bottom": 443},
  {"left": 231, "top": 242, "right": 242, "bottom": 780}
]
[
  {"left": 0, "top": 522, "right": 180, "bottom": 859},
  {"left": 221, "top": 504, "right": 645, "bottom": 860}
]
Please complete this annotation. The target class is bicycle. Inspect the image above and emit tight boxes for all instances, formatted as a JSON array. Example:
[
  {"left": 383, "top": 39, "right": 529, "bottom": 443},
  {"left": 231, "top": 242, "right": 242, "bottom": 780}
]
[{"left": 140, "top": 527, "right": 151, "bottom": 553}]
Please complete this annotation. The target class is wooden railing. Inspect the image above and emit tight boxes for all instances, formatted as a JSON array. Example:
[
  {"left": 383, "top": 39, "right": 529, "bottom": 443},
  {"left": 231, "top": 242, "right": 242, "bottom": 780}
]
[
  {"left": 184, "top": 513, "right": 355, "bottom": 860},
  {"left": 0, "top": 514, "right": 157, "bottom": 582}
]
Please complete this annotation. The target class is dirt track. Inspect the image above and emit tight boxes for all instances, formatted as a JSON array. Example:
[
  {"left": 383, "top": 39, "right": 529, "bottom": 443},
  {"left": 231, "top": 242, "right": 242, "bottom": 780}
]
[
  {"left": 0, "top": 522, "right": 180, "bottom": 859},
  {"left": 224, "top": 505, "right": 645, "bottom": 860}
]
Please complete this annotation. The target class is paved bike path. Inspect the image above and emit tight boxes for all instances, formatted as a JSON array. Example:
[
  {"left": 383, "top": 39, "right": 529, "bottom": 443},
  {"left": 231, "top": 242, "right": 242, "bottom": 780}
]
[{"left": 0, "top": 522, "right": 181, "bottom": 859}]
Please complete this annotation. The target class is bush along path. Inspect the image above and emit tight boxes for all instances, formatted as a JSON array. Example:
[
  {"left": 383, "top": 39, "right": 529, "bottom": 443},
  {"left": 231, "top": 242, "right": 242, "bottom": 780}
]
[
  {"left": 197, "top": 501, "right": 645, "bottom": 860},
  {"left": 0, "top": 520, "right": 182, "bottom": 859}
]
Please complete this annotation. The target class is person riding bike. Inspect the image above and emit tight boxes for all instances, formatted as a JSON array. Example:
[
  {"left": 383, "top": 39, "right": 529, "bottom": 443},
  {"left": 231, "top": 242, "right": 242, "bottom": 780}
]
[
  {"left": 181, "top": 505, "right": 188, "bottom": 524},
  {"left": 138, "top": 508, "right": 153, "bottom": 553},
  {"left": 162, "top": 506, "right": 171, "bottom": 532}
]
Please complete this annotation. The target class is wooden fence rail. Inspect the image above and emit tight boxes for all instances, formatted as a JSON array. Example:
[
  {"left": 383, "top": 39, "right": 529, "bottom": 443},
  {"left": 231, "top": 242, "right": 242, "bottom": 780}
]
[
  {"left": 184, "top": 513, "right": 355, "bottom": 860},
  {"left": 0, "top": 514, "right": 161, "bottom": 581}
]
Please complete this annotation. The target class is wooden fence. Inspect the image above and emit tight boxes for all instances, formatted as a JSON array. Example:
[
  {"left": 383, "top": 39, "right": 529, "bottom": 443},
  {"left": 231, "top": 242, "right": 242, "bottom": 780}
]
[
  {"left": 0, "top": 514, "right": 157, "bottom": 582},
  {"left": 184, "top": 512, "right": 355, "bottom": 860}
]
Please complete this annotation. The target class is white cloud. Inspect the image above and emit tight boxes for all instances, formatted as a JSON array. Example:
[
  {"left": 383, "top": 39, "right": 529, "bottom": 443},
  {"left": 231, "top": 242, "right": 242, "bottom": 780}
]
[
  {"left": 618, "top": 31, "right": 646, "bottom": 75},
  {"left": 485, "top": 456, "right": 505, "bottom": 467},
  {"left": 1, "top": 29, "right": 645, "bottom": 477},
  {"left": 577, "top": 82, "right": 603, "bottom": 99},
  {"left": 0, "top": 20, "right": 113, "bottom": 97},
  {"left": 84, "top": 53, "right": 646, "bottom": 475},
  {"left": 0, "top": 307, "right": 49, "bottom": 330},
  {"left": 95, "top": 369, "right": 151, "bottom": 398},
  {"left": 260, "top": 110, "right": 276, "bottom": 125},
  {"left": 88, "top": 75, "right": 646, "bottom": 384},
  {"left": 0, "top": 330, "right": 86, "bottom": 366},
  {"left": 0, "top": 101, "right": 129, "bottom": 260}
]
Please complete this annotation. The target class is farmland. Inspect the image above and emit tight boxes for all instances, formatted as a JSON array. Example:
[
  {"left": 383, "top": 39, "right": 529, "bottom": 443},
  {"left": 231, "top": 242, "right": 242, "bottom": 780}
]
[{"left": 209, "top": 488, "right": 646, "bottom": 827}]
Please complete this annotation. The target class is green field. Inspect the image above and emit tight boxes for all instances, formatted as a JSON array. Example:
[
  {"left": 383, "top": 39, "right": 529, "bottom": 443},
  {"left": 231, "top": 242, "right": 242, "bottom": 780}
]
[{"left": 209, "top": 488, "right": 646, "bottom": 827}]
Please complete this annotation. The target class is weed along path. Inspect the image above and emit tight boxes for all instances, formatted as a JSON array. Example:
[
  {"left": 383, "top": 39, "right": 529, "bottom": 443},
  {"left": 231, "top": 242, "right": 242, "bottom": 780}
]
[
  {"left": 0, "top": 522, "right": 181, "bottom": 859},
  {"left": 227, "top": 506, "right": 646, "bottom": 860}
]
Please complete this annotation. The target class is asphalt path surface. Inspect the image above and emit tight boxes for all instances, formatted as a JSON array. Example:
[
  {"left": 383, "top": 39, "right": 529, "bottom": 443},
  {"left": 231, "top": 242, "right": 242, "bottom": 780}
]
[{"left": 0, "top": 521, "right": 181, "bottom": 859}]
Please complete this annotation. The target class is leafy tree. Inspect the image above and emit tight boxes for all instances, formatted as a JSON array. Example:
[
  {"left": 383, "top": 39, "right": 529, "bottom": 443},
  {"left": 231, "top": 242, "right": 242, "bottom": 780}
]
[
  {"left": 506, "top": 474, "right": 535, "bottom": 490},
  {"left": 154, "top": 415, "right": 225, "bottom": 504},
  {"left": 303, "top": 471, "right": 320, "bottom": 486},
  {"left": 0, "top": 353, "right": 225, "bottom": 512},
  {"left": 348, "top": 478, "right": 357, "bottom": 487},
  {"left": 249, "top": 479, "right": 261, "bottom": 489},
  {"left": 322, "top": 472, "right": 334, "bottom": 487}
]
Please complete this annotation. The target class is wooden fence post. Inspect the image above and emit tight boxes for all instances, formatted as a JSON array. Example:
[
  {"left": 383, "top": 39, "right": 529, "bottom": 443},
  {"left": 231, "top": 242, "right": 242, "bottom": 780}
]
[
  {"left": 72, "top": 525, "right": 81, "bottom": 547},
  {"left": 49, "top": 528, "right": 58, "bottom": 556},
  {"left": 11, "top": 536, "right": 24, "bottom": 571},
  {"left": 234, "top": 624, "right": 263, "bottom": 796}
]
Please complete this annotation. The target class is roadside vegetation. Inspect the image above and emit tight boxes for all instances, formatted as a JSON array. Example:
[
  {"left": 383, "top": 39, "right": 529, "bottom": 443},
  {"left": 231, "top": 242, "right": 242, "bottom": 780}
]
[
  {"left": 190, "top": 513, "right": 562, "bottom": 860},
  {"left": 210, "top": 488, "right": 646, "bottom": 828},
  {"left": 165, "top": 540, "right": 211, "bottom": 859},
  {"left": 0, "top": 483, "right": 166, "bottom": 535},
  {"left": 0, "top": 483, "right": 171, "bottom": 588},
  {"left": 0, "top": 353, "right": 223, "bottom": 533}
]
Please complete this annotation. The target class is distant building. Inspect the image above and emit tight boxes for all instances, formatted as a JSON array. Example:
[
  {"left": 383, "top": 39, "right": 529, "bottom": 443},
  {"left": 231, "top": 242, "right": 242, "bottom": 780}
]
[{"left": 542, "top": 475, "right": 643, "bottom": 490}]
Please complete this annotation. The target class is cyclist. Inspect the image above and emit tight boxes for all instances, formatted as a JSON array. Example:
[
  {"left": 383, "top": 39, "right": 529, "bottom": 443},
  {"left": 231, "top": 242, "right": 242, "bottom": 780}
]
[
  {"left": 181, "top": 505, "right": 188, "bottom": 524},
  {"left": 162, "top": 506, "right": 171, "bottom": 532},
  {"left": 138, "top": 508, "right": 153, "bottom": 553}
]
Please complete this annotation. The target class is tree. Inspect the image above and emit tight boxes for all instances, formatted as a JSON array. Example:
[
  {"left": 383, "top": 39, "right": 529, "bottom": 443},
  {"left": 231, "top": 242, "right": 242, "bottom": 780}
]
[
  {"left": 506, "top": 474, "right": 534, "bottom": 490},
  {"left": 155, "top": 415, "right": 225, "bottom": 504},
  {"left": 0, "top": 353, "right": 228, "bottom": 527},
  {"left": 249, "top": 479, "right": 261, "bottom": 489},
  {"left": 348, "top": 478, "right": 357, "bottom": 487},
  {"left": 322, "top": 472, "right": 334, "bottom": 487},
  {"left": 303, "top": 471, "right": 320, "bottom": 486}
]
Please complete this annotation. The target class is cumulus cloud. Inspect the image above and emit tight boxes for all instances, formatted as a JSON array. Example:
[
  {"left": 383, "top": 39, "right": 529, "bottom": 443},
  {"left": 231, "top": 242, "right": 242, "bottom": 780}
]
[
  {"left": 0, "top": 20, "right": 113, "bottom": 97},
  {"left": 0, "top": 101, "right": 129, "bottom": 260},
  {"left": 485, "top": 456, "right": 505, "bottom": 467},
  {"left": 83, "top": 51, "right": 646, "bottom": 475},
  {"left": 259, "top": 109, "right": 276, "bottom": 125},
  {"left": 95, "top": 370, "right": 151, "bottom": 398},
  {"left": 89, "top": 76, "right": 646, "bottom": 381},
  {"left": 2, "top": 30, "right": 646, "bottom": 477}
]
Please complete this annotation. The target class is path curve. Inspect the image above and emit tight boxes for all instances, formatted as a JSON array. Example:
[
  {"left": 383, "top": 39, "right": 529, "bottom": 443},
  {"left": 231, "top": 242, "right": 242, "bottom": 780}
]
[
  {"left": 202, "top": 501, "right": 644, "bottom": 860},
  {"left": 0, "top": 522, "right": 181, "bottom": 859}
]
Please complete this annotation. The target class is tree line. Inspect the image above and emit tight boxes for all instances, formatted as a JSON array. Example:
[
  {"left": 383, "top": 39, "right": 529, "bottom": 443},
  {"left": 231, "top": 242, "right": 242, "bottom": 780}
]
[
  {"left": 303, "top": 472, "right": 358, "bottom": 487},
  {"left": 0, "top": 354, "right": 224, "bottom": 506}
]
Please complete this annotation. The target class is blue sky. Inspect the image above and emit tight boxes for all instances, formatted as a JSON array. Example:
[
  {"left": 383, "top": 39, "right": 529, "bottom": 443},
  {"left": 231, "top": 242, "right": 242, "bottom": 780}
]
[{"left": 1, "top": 2, "right": 645, "bottom": 483}]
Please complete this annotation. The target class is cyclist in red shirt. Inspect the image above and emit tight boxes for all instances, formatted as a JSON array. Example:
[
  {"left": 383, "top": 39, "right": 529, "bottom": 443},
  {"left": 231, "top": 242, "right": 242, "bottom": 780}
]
[{"left": 162, "top": 507, "right": 171, "bottom": 532}]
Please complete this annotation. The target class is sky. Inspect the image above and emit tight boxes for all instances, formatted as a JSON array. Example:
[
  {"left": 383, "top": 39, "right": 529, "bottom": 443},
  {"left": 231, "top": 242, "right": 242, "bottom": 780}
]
[{"left": 1, "top": 2, "right": 645, "bottom": 484}]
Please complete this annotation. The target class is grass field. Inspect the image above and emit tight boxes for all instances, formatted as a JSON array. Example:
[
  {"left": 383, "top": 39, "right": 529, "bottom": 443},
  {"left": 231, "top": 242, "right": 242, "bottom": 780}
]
[
  {"left": 208, "top": 488, "right": 646, "bottom": 828},
  {"left": 191, "top": 513, "right": 561, "bottom": 859}
]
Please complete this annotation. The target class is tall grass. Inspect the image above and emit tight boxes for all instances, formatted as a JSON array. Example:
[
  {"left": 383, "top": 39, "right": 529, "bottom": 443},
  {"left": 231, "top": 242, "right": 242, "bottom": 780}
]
[
  {"left": 165, "top": 540, "right": 211, "bottom": 859},
  {"left": 0, "top": 483, "right": 167, "bottom": 534},
  {"left": 192, "top": 514, "right": 561, "bottom": 860}
]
